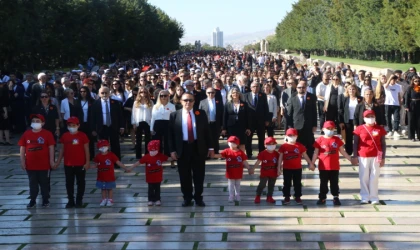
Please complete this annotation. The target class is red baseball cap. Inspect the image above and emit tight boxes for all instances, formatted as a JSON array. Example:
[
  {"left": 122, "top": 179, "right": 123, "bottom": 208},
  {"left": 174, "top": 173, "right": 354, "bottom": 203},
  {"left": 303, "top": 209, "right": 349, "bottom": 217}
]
[
  {"left": 286, "top": 128, "right": 298, "bottom": 136},
  {"left": 227, "top": 136, "right": 240, "bottom": 145},
  {"left": 30, "top": 114, "right": 45, "bottom": 122},
  {"left": 97, "top": 140, "right": 110, "bottom": 149},
  {"left": 264, "top": 137, "right": 277, "bottom": 145},
  {"left": 323, "top": 121, "right": 336, "bottom": 129},
  {"left": 363, "top": 110, "right": 376, "bottom": 117},
  {"left": 148, "top": 140, "right": 160, "bottom": 152},
  {"left": 66, "top": 116, "right": 80, "bottom": 125}
]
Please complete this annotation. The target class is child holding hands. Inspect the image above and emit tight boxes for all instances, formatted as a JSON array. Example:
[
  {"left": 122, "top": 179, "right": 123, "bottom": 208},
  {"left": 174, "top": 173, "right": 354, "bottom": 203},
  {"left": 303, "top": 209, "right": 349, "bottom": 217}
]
[
  {"left": 278, "top": 128, "right": 315, "bottom": 205},
  {"left": 253, "top": 137, "right": 280, "bottom": 204},
  {"left": 213, "top": 136, "right": 250, "bottom": 202},
  {"left": 311, "top": 121, "right": 352, "bottom": 206},
  {"left": 90, "top": 140, "right": 129, "bottom": 206},
  {"left": 130, "top": 140, "right": 172, "bottom": 206}
]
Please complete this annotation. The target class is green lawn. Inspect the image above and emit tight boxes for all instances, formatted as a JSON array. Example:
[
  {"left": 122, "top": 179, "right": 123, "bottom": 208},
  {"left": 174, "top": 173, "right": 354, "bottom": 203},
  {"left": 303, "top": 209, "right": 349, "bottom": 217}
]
[{"left": 291, "top": 53, "right": 420, "bottom": 71}]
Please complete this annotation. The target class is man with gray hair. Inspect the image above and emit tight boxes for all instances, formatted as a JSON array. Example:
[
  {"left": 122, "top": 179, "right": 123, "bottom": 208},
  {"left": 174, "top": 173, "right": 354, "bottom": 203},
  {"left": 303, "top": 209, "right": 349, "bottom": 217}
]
[{"left": 29, "top": 73, "right": 53, "bottom": 106}]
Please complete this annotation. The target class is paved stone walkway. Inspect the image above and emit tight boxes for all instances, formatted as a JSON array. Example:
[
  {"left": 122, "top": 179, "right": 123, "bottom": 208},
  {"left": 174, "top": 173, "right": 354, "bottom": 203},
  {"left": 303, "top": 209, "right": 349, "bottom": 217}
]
[{"left": 0, "top": 131, "right": 419, "bottom": 250}]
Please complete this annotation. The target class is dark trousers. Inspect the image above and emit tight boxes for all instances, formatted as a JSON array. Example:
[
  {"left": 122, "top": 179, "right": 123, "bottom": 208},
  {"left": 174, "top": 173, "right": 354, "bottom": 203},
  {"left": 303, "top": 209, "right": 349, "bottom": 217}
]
[
  {"left": 246, "top": 122, "right": 265, "bottom": 156},
  {"left": 136, "top": 121, "right": 151, "bottom": 159},
  {"left": 80, "top": 122, "right": 95, "bottom": 159},
  {"left": 99, "top": 125, "right": 121, "bottom": 159},
  {"left": 64, "top": 166, "right": 86, "bottom": 202},
  {"left": 256, "top": 177, "right": 276, "bottom": 196},
  {"left": 343, "top": 120, "right": 354, "bottom": 155},
  {"left": 152, "top": 120, "right": 170, "bottom": 155},
  {"left": 318, "top": 101, "right": 326, "bottom": 130},
  {"left": 177, "top": 141, "right": 205, "bottom": 202},
  {"left": 27, "top": 170, "right": 50, "bottom": 202},
  {"left": 148, "top": 182, "right": 161, "bottom": 202},
  {"left": 209, "top": 122, "right": 220, "bottom": 153},
  {"left": 297, "top": 127, "right": 315, "bottom": 160},
  {"left": 282, "top": 169, "right": 302, "bottom": 198},
  {"left": 385, "top": 105, "right": 401, "bottom": 132},
  {"left": 408, "top": 108, "right": 420, "bottom": 139},
  {"left": 319, "top": 170, "right": 340, "bottom": 200},
  {"left": 266, "top": 112, "right": 274, "bottom": 137}
]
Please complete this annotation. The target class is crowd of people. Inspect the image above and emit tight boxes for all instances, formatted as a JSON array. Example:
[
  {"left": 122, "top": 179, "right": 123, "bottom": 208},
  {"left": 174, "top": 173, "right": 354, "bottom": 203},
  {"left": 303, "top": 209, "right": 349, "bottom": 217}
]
[{"left": 8, "top": 50, "right": 419, "bottom": 208}]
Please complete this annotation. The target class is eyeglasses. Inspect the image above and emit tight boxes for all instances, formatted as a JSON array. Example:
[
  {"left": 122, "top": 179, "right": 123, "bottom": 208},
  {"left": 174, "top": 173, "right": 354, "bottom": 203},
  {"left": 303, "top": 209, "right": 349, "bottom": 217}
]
[
  {"left": 139, "top": 91, "right": 145, "bottom": 93},
  {"left": 207, "top": 92, "right": 215, "bottom": 94},
  {"left": 112, "top": 84, "right": 119, "bottom": 86},
  {"left": 160, "top": 95, "right": 168, "bottom": 98},
  {"left": 101, "top": 92, "right": 109, "bottom": 95},
  {"left": 182, "top": 99, "right": 194, "bottom": 102},
  {"left": 80, "top": 91, "right": 86, "bottom": 93},
  {"left": 40, "top": 96, "right": 49, "bottom": 98},
  {"left": 297, "top": 86, "right": 306, "bottom": 89}
]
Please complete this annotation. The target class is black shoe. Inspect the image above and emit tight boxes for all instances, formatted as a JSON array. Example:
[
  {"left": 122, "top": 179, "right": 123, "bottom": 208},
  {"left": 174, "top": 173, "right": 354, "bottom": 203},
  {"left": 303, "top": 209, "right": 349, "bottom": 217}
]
[
  {"left": 333, "top": 197, "right": 341, "bottom": 206},
  {"left": 75, "top": 200, "right": 84, "bottom": 208},
  {"left": 247, "top": 155, "right": 253, "bottom": 159},
  {"left": 42, "top": 200, "right": 50, "bottom": 208},
  {"left": 130, "top": 147, "right": 136, "bottom": 150},
  {"left": 195, "top": 200, "right": 206, "bottom": 207},
  {"left": 4, "top": 142, "right": 12, "bottom": 146},
  {"left": 27, "top": 200, "right": 36, "bottom": 208},
  {"left": 182, "top": 200, "right": 193, "bottom": 207},
  {"left": 316, "top": 199, "right": 326, "bottom": 205},
  {"left": 65, "top": 201, "right": 75, "bottom": 208}
]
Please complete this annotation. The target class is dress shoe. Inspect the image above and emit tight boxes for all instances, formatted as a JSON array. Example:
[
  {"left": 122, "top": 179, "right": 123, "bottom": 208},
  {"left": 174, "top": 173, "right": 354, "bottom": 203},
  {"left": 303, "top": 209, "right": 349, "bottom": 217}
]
[
  {"left": 182, "top": 200, "right": 193, "bottom": 207},
  {"left": 195, "top": 200, "right": 206, "bottom": 207}
]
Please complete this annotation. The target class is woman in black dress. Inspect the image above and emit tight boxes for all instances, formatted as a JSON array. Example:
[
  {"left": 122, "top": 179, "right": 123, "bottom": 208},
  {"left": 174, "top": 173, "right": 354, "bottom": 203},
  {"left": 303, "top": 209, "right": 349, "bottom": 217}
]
[
  {"left": 32, "top": 90, "right": 60, "bottom": 138},
  {"left": 222, "top": 88, "right": 251, "bottom": 152},
  {"left": 75, "top": 86, "right": 95, "bottom": 158},
  {"left": 0, "top": 81, "right": 11, "bottom": 145},
  {"left": 9, "top": 80, "right": 26, "bottom": 133}
]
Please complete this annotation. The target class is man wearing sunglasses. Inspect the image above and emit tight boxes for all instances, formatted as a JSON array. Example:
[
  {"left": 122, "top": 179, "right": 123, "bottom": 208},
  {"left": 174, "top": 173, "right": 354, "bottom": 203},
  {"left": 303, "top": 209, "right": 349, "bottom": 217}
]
[{"left": 168, "top": 93, "right": 214, "bottom": 207}]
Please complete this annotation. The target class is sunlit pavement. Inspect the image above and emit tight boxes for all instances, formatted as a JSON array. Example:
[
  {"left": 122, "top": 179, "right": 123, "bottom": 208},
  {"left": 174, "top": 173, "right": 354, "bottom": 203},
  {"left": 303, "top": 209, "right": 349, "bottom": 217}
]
[{"left": 0, "top": 131, "right": 419, "bottom": 250}]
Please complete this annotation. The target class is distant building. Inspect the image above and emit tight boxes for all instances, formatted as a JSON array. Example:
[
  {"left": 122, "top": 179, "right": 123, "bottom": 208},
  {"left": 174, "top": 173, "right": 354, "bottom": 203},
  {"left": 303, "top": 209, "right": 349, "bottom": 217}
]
[{"left": 212, "top": 27, "right": 223, "bottom": 48}]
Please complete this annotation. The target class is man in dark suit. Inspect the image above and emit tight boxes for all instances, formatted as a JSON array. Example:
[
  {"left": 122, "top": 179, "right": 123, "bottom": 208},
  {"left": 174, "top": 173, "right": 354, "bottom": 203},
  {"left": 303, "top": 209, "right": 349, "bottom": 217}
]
[
  {"left": 90, "top": 87, "right": 124, "bottom": 159},
  {"left": 287, "top": 79, "right": 318, "bottom": 159},
  {"left": 29, "top": 73, "right": 54, "bottom": 106},
  {"left": 244, "top": 82, "right": 270, "bottom": 157},
  {"left": 168, "top": 93, "right": 214, "bottom": 207},
  {"left": 199, "top": 87, "right": 224, "bottom": 154}
]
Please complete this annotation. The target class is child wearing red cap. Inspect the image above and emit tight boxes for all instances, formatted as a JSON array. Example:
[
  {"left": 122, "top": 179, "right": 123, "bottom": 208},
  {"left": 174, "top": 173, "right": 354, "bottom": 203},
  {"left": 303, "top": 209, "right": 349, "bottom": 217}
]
[
  {"left": 19, "top": 114, "right": 55, "bottom": 208},
  {"left": 213, "top": 136, "right": 250, "bottom": 202},
  {"left": 278, "top": 128, "right": 314, "bottom": 205},
  {"left": 90, "top": 140, "right": 129, "bottom": 206},
  {"left": 131, "top": 140, "right": 173, "bottom": 206},
  {"left": 252, "top": 137, "right": 280, "bottom": 204},
  {"left": 55, "top": 116, "right": 90, "bottom": 208},
  {"left": 311, "top": 121, "right": 352, "bottom": 206},
  {"left": 352, "top": 110, "right": 387, "bottom": 204}
]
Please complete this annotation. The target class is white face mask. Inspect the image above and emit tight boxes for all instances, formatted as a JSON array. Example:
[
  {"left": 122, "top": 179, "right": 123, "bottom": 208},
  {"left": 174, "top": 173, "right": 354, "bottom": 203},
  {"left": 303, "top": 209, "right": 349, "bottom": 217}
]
[
  {"left": 266, "top": 145, "right": 276, "bottom": 151},
  {"left": 286, "top": 136, "right": 297, "bottom": 143},
  {"left": 99, "top": 147, "right": 108, "bottom": 153},
  {"left": 68, "top": 127, "right": 78, "bottom": 133},
  {"left": 323, "top": 130, "right": 334, "bottom": 137},
  {"left": 31, "top": 122, "right": 42, "bottom": 130},
  {"left": 228, "top": 142, "right": 237, "bottom": 149},
  {"left": 149, "top": 150, "right": 158, "bottom": 156},
  {"left": 364, "top": 117, "right": 376, "bottom": 125}
]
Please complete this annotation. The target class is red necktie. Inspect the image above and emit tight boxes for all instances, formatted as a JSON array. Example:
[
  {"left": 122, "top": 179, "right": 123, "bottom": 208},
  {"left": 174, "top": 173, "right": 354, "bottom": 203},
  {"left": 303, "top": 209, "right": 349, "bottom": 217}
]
[{"left": 187, "top": 111, "right": 194, "bottom": 143}]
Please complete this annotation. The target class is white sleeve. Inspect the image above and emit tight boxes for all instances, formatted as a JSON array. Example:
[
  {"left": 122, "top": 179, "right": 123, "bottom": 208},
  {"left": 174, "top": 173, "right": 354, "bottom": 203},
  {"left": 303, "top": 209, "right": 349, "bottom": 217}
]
[
  {"left": 150, "top": 106, "right": 156, "bottom": 131},
  {"left": 131, "top": 104, "right": 138, "bottom": 125}
]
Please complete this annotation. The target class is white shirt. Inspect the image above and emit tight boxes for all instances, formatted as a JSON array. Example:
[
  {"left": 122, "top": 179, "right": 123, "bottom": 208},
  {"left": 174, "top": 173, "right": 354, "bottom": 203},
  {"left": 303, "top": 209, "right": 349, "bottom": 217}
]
[
  {"left": 131, "top": 102, "right": 153, "bottom": 125},
  {"left": 349, "top": 98, "right": 358, "bottom": 120},
  {"left": 315, "top": 82, "right": 329, "bottom": 101},
  {"left": 208, "top": 98, "right": 216, "bottom": 122},
  {"left": 384, "top": 83, "right": 402, "bottom": 106},
  {"left": 267, "top": 94, "right": 278, "bottom": 118},
  {"left": 111, "top": 93, "right": 124, "bottom": 103},
  {"left": 60, "top": 98, "right": 72, "bottom": 120},
  {"left": 182, "top": 109, "right": 197, "bottom": 141},
  {"left": 298, "top": 94, "right": 307, "bottom": 108},
  {"left": 101, "top": 99, "right": 111, "bottom": 125},
  {"left": 219, "top": 88, "right": 227, "bottom": 105},
  {"left": 81, "top": 100, "right": 89, "bottom": 122},
  {"left": 150, "top": 102, "right": 176, "bottom": 131}
]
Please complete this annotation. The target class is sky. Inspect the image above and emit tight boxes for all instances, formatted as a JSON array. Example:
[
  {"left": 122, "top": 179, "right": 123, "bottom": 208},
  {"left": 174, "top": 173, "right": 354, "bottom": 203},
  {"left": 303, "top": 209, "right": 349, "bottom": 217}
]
[{"left": 147, "top": 0, "right": 295, "bottom": 38}]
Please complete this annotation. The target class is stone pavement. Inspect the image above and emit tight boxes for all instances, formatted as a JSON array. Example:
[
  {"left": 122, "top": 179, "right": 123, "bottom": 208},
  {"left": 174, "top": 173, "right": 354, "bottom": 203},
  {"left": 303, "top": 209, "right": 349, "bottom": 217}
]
[{"left": 0, "top": 131, "right": 419, "bottom": 250}]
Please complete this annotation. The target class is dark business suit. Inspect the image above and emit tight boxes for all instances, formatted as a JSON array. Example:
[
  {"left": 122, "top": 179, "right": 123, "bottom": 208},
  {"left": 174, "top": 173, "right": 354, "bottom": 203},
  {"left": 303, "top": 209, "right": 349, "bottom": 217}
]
[
  {"left": 244, "top": 92, "right": 270, "bottom": 156},
  {"left": 287, "top": 92, "right": 318, "bottom": 159},
  {"left": 168, "top": 108, "right": 213, "bottom": 203},
  {"left": 199, "top": 98, "right": 224, "bottom": 153},
  {"left": 29, "top": 83, "right": 54, "bottom": 106},
  {"left": 32, "top": 104, "right": 59, "bottom": 137},
  {"left": 90, "top": 98, "right": 124, "bottom": 159},
  {"left": 338, "top": 95, "right": 363, "bottom": 155},
  {"left": 223, "top": 101, "right": 251, "bottom": 144},
  {"left": 353, "top": 101, "right": 385, "bottom": 127}
]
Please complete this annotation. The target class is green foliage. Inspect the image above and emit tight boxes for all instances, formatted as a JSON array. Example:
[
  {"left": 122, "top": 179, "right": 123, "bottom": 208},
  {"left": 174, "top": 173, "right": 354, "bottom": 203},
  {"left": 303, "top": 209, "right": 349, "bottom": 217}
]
[
  {"left": 0, "top": 0, "right": 184, "bottom": 71},
  {"left": 270, "top": 0, "right": 420, "bottom": 63}
]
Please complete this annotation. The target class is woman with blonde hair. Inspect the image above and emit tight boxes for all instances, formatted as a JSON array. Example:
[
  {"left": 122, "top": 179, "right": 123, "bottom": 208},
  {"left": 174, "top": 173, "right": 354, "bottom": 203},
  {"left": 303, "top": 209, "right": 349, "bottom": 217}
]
[{"left": 131, "top": 86, "right": 153, "bottom": 159}]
